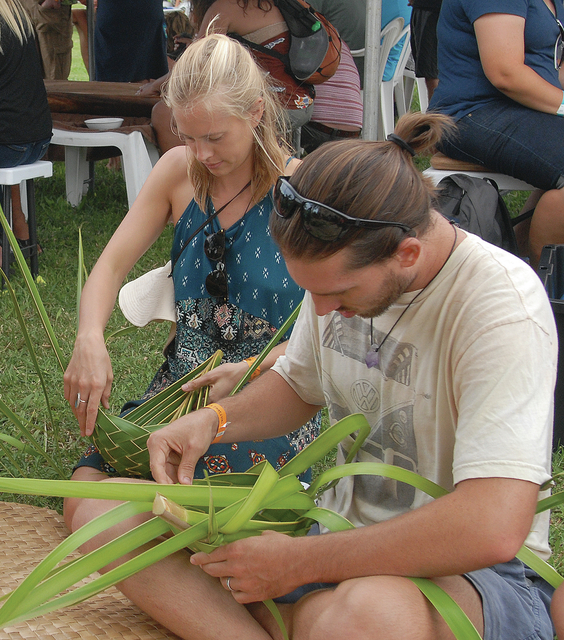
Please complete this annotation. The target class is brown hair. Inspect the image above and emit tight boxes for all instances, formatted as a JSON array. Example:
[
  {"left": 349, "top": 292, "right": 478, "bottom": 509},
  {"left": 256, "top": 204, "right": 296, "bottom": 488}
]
[
  {"left": 270, "top": 111, "right": 456, "bottom": 269},
  {"left": 162, "top": 32, "right": 289, "bottom": 210}
]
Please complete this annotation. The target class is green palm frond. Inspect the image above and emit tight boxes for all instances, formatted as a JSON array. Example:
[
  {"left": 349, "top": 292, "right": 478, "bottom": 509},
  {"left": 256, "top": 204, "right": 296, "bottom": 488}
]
[{"left": 1, "top": 413, "right": 563, "bottom": 638}]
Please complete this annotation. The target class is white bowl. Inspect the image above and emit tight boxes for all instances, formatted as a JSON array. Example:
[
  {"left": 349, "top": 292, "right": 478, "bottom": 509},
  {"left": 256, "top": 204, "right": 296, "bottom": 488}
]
[{"left": 84, "top": 117, "right": 124, "bottom": 131}]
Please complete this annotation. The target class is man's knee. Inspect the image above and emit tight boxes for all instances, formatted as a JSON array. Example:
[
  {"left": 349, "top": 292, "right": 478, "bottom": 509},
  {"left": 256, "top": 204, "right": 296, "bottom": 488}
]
[{"left": 294, "top": 576, "right": 437, "bottom": 640}]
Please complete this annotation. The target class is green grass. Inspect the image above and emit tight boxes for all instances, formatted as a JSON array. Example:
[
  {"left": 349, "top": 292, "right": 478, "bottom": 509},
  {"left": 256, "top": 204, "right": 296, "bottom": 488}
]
[
  {"left": 69, "top": 19, "right": 89, "bottom": 82},
  {"left": 0, "top": 161, "right": 172, "bottom": 509}
]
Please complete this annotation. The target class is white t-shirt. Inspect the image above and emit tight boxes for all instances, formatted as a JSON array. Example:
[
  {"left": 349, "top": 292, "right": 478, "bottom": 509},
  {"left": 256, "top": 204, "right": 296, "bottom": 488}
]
[{"left": 273, "top": 233, "right": 557, "bottom": 559}]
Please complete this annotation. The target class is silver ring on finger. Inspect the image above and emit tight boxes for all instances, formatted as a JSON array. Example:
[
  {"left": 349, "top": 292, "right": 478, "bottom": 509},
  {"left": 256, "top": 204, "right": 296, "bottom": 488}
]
[
  {"left": 226, "top": 577, "right": 234, "bottom": 592},
  {"left": 75, "top": 392, "right": 88, "bottom": 408}
]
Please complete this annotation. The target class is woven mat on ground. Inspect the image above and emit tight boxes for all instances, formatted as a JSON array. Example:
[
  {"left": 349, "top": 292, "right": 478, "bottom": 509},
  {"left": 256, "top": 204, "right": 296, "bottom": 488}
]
[{"left": 0, "top": 501, "right": 179, "bottom": 639}]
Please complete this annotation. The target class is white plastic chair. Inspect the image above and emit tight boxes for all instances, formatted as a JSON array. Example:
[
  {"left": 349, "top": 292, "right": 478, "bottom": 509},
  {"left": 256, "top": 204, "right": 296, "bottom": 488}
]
[
  {"left": 351, "top": 17, "right": 404, "bottom": 140},
  {"left": 403, "top": 67, "right": 429, "bottom": 113},
  {"left": 51, "top": 128, "right": 159, "bottom": 209},
  {"left": 0, "top": 160, "right": 52, "bottom": 279},
  {"left": 380, "top": 24, "right": 412, "bottom": 137}
]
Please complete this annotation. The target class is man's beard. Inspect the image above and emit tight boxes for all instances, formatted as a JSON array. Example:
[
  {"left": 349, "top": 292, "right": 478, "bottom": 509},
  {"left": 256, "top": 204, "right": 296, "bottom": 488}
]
[{"left": 356, "top": 271, "right": 415, "bottom": 319}]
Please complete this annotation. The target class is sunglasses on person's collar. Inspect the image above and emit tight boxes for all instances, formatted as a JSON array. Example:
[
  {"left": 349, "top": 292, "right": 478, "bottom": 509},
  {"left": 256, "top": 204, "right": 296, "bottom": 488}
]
[
  {"left": 204, "top": 228, "right": 229, "bottom": 300},
  {"left": 273, "top": 177, "right": 415, "bottom": 242},
  {"left": 555, "top": 19, "right": 564, "bottom": 70}
]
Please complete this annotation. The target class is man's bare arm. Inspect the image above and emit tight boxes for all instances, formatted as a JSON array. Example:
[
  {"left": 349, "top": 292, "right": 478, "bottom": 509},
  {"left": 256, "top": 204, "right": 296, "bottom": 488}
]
[{"left": 147, "top": 370, "right": 322, "bottom": 484}]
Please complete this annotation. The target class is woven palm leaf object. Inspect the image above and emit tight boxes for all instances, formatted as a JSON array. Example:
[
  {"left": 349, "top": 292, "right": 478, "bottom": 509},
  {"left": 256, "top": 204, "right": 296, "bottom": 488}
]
[{"left": 92, "top": 350, "right": 223, "bottom": 478}]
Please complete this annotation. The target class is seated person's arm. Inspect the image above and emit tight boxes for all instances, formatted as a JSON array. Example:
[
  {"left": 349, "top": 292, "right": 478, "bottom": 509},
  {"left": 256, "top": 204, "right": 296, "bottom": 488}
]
[
  {"left": 64, "top": 150, "right": 183, "bottom": 437},
  {"left": 137, "top": 72, "right": 171, "bottom": 97},
  {"left": 189, "top": 475, "right": 541, "bottom": 603},
  {"left": 196, "top": 1, "right": 232, "bottom": 37},
  {"left": 475, "top": 13, "right": 563, "bottom": 113},
  {"left": 147, "top": 369, "right": 322, "bottom": 485}
]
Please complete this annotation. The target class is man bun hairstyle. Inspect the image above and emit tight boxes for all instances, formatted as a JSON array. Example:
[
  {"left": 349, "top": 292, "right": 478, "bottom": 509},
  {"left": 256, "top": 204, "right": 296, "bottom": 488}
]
[{"left": 270, "top": 112, "right": 456, "bottom": 269}]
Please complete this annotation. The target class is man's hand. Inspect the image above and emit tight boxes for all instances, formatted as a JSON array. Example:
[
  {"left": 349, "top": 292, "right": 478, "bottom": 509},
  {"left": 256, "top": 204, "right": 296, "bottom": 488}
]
[
  {"left": 147, "top": 408, "right": 219, "bottom": 484},
  {"left": 191, "top": 530, "right": 303, "bottom": 603}
]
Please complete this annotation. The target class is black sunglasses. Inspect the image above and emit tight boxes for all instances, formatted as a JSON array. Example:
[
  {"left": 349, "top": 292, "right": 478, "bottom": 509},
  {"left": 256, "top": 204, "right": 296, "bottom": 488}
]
[
  {"left": 556, "top": 19, "right": 564, "bottom": 70},
  {"left": 204, "top": 229, "right": 228, "bottom": 300},
  {"left": 273, "top": 177, "right": 414, "bottom": 242}
]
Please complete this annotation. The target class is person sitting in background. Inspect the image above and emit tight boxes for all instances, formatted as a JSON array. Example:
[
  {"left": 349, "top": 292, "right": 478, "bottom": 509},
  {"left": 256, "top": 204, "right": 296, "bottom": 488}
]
[
  {"left": 164, "top": 7, "right": 195, "bottom": 63},
  {"left": 300, "top": 40, "right": 363, "bottom": 154},
  {"left": 408, "top": 0, "right": 442, "bottom": 103},
  {"left": 144, "top": 0, "right": 315, "bottom": 155},
  {"left": 63, "top": 34, "right": 319, "bottom": 486},
  {"left": 429, "top": 0, "right": 564, "bottom": 269},
  {"left": 94, "top": 0, "right": 168, "bottom": 82},
  {"left": 19, "top": 0, "right": 72, "bottom": 79},
  {"left": 0, "top": 0, "right": 52, "bottom": 255}
]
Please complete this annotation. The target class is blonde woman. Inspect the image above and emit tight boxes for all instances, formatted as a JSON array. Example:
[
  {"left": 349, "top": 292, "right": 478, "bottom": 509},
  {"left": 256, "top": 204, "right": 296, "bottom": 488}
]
[{"left": 63, "top": 34, "right": 319, "bottom": 489}]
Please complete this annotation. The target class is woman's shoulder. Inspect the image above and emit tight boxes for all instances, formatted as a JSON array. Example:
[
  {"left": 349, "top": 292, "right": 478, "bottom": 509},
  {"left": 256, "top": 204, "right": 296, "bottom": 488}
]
[
  {"left": 285, "top": 155, "right": 301, "bottom": 175},
  {"left": 154, "top": 146, "right": 196, "bottom": 221}
]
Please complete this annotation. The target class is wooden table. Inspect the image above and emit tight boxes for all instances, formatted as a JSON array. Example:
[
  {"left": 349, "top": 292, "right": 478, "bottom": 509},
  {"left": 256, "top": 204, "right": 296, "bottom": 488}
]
[{"left": 45, "top": 80, "right": 160, "bottom": 118}]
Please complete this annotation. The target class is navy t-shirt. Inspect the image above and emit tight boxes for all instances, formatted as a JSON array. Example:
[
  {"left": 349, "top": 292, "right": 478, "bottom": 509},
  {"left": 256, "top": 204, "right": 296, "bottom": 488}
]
[{"left": 429, "top": 0, "right": 564, "bottom": 119}]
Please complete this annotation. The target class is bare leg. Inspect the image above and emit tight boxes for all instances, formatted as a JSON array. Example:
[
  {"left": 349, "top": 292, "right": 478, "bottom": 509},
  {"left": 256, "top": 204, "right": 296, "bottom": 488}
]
[
  {"left": 10, "top": 186, "right": 30, "bottom": 240},
  {"left": 64, "top": 471, "right": 272, "bottom": 640},
  {"left": 552, "top": 581, "right": 564, "bottom": 638},
  {"left": 71, "top": 8, "right": 89, "bottom": 74},
  {"left": 513, "top": 189, "right": 543, "bottom": 257},
  {"left": 425, "top": 77, "right": 439, "bottom": 102},
  {"left": 64, "top": 471, "right": 484, "bottom": 640},
  {"left": 152, "top": 100, "right": 183, "bottom": 154},
  {"left": 528, "top": 188, "right": 564, "bottom": 269},
  {"left": 251, "top": 574, "right": 483, "bottom": 640}
]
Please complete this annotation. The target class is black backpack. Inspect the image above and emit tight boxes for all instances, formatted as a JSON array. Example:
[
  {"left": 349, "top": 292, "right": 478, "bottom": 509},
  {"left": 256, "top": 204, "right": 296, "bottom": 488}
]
[
  {"left": 230, "top": 0, "right": 341, "bottom": 84},
  {"left": 435, "top": 174, "right": 520, "bottom": 255}
]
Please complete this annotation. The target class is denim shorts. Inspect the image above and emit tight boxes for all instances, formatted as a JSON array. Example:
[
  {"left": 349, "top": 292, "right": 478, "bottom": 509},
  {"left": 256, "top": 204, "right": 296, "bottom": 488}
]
[
  {"left": 438, "top": 100, "right": 564, "bottom": 191},
  {"left": 0, "top": 138, "right": 51, "bottom": 169}
]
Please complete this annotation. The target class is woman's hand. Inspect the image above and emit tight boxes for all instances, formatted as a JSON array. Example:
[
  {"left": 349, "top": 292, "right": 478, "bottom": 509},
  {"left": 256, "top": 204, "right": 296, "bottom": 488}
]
[
  {"left": 181, "top": 361, "right": 251, "bottom": 402},
  {"left": 63, "top": 332, "right": 113, "bottom": 438}
]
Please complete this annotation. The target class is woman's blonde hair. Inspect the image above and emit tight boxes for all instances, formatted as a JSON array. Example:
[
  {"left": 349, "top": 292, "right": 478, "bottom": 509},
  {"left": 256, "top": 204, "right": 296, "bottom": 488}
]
[
  {"left": 0, "top": 0, "right": 33, "bottom": 52},
  {"left": 162, "top": 33, "right": 290, "bottom": 210}
]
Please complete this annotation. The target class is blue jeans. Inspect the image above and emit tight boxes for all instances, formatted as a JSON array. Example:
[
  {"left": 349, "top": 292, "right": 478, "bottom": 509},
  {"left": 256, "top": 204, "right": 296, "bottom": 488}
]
[
  {"left": 0, "top": 138, "right": 51, "bottom": 169},
  {"left": 437, "top": 100, "right": 564, "bottom": 191}
]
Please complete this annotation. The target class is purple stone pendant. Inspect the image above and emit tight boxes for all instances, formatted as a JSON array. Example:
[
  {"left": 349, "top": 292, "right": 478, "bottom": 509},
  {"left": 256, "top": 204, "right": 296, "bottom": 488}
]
[{"left": 365, "top": 345, "right": 380, "bottom": 368}]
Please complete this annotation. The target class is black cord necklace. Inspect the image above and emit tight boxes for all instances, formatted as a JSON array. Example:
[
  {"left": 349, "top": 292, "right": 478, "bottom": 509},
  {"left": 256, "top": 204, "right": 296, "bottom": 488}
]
[
  {"left": 169, "top": 180, "right": 251, "bottom": 275},
  {"left": 365, "top": 223, "right": 458, "bottom": 368}
]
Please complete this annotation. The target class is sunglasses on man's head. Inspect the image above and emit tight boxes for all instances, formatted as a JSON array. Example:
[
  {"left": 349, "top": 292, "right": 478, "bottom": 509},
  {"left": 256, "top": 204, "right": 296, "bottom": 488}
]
[
  {"left": 204, "top": 229, "right": 229, "bottom": 300},
  {"left": 273, "top": 177, "right": 414, "bottom": 242},
  {"left": 555, "top": 19, "right": 564, "bottom": 70}
]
